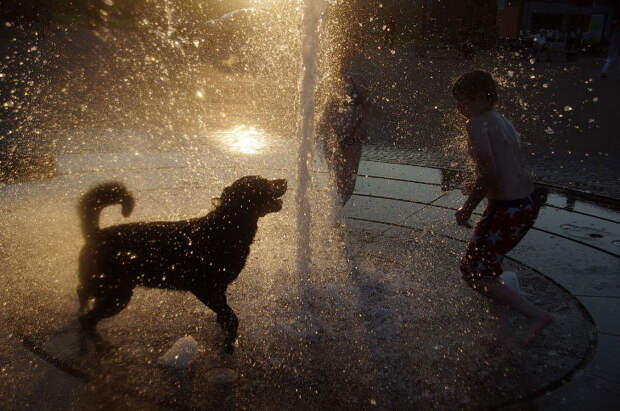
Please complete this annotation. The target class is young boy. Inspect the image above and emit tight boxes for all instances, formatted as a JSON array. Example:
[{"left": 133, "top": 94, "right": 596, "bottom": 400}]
[{"left": 452, "top": 70, "right": 552, "bottom": 344}]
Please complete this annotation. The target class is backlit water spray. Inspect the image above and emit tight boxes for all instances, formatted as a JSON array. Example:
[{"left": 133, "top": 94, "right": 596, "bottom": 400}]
[
  {"left": 0, "top": 1, "right": 596, "bottom": 408},
  {"left": 296, "top": 0, "right": 328, "bottom": 288}
]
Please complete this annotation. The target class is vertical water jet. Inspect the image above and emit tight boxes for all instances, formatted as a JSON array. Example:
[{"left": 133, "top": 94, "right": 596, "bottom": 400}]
[{"left": 296, "top": 0, "right": 329, "bottom": 289}]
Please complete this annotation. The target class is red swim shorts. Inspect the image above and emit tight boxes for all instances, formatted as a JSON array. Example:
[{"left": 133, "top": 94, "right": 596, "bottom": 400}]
[{"left": 460, "top": 193, "right": 541, "bottom": 282}]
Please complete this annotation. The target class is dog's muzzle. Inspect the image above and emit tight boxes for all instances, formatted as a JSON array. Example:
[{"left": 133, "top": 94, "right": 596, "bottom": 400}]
[{"left": 270, "top": 179, "right": 287, "bottom": 211}]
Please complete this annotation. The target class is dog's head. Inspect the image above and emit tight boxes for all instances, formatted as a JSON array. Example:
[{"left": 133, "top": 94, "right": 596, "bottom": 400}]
[{"left": 212, "top": 176, "right": 287, "bottom": 217}]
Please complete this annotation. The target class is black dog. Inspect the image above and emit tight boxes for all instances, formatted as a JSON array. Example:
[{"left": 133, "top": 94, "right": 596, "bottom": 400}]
[{"left": 77, "top": 175, "right": 287, "bottom": 353}]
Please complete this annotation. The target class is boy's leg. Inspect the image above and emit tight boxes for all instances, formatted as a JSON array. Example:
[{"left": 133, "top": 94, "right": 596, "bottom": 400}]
[
  {"left": 601, "top": 54, "right": 618, "bottom": 76},
  {"left": 602, "top": 57, "right": 612, "bottom": 75},
  {"left": 461, "top": 197, "right": 552, "bottom": 343},
  {"left": 473, "top": 277, "right": 553, "bottom": 344}
]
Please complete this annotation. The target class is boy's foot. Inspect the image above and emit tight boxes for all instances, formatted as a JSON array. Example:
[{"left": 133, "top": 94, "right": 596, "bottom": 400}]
[{"left": 524, "top": 313, "right": 553, "bottom": 346}]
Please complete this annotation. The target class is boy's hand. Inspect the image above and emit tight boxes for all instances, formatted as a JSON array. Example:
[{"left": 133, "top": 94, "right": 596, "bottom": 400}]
[
  {"left": 461, "top": 177, "right": 477, "bottom": 195},
  {"left": 455, "top": 207, "right": 473, "bottom": 228},
  {"left": 461, "top": 183, "right": 474, "bottom": 196}
]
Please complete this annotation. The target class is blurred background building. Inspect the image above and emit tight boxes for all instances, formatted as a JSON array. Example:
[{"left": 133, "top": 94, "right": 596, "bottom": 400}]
[
  {"left": 498, "top": 0, "right": 617, "bottom": 42},
  {"left": 1, "top": 1, "right": 616, "bottom": 46}
]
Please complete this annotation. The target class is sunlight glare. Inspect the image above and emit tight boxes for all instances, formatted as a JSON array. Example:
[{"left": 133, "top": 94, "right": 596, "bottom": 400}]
[{"left": 220, "top": 125, "right": 268, "bottom": 154}]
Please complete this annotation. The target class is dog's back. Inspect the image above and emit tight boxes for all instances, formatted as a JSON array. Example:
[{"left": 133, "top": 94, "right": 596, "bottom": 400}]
[{"left": 77, "top": 181, "right": 266, "bottom": 294}]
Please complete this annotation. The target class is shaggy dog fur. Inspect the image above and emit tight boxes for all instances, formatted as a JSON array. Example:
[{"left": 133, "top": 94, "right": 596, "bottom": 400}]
[{"left": 77, "top": 175, "right": 287, "bottom": 353}]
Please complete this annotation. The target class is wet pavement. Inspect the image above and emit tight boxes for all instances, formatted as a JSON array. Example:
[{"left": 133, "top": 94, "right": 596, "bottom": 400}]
[
  {"left": 361, "top": 144, "right": 620, "bottom": 202},
  {"left": 1, "top": 135, "right": 619, "bottom": 409},
  {"left": 351, "top": 159, "right": 620, "bottom": 410}
]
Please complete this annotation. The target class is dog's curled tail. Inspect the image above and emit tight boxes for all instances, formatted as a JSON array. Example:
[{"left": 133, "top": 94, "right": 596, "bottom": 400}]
[{"left": 79, "top": 182, "right": 134, "bottom": 239}]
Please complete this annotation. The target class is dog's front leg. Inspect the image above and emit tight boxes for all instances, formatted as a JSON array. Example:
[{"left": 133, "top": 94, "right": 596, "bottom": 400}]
[
  {"left": 218, "top": 304, "right": 239, "bottom": 354},
  {"left": 194, "top": 290, "right": 238, "bottom": 354}
]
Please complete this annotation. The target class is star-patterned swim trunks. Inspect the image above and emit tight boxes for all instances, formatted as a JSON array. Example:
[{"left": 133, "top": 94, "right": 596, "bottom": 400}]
[{"left": 460, "top": 193, "right": 541, "bottom": 282}]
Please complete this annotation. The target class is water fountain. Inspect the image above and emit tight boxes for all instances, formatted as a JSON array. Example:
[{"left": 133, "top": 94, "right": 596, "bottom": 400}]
[{"left": 0, "top": 1, "right": 600, "bottom": 409}]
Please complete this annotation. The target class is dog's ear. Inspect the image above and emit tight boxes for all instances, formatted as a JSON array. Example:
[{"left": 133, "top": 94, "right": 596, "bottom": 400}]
[{"left": 211, "top": 197, "right": 222, "bottom": 208}]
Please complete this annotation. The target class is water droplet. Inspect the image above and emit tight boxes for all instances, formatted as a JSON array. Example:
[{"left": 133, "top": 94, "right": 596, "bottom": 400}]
[
  {"left": 507, "top": 70, "right": 515, "bottom": 77},
  {"left": 545, "top": 127, "right": 555, "bottom": 135},
  {"left": 563, "top": 106, "right": 573, "bottom": 112},
  {"left": 592, "top": 97, "right": 599, "bottom": 103}
]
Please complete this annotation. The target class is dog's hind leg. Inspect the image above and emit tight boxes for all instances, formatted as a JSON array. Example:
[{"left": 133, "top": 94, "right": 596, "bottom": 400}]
[
  {"left": 77, "top": 249, "right": 98, "bottom": 315},
  {"left": 77, "top": 285, "right": 89, "bottom": 314},
  {"left": 79, "top": 290, "right": 133, "bottom": 334},
  {"left": 194, "top": 290, "right": 239, "bottom": 354}
]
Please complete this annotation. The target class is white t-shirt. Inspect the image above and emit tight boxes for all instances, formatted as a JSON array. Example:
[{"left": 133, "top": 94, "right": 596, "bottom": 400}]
[{"left": 467, "top": 110, "right": 534, "bottom": 201}]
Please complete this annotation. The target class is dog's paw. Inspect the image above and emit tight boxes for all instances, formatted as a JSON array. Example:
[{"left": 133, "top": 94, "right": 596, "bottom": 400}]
[
  {"left": 94, "top": 338, "right": 114, "bottom": 355},
  {"left": 78, "top": 316, "right": 97, "bottom": 334},
  {"left": 223, "top": 338, "right": 238, "bottom": 355}
]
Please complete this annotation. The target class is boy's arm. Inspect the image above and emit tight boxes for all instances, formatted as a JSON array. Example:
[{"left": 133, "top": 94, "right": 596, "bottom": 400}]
[
  {"left": 456, "top": 123, "right": 499, "bottom": 226},
  {"left": 456, "top": 172, "right": 492, "bottom": 227}
]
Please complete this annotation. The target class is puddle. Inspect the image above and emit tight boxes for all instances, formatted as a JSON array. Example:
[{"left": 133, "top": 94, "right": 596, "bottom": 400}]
[
  {"left": 206, "top": 368, "right": 238, "bottom": 384},
  {"left": 560, "top": 224, "right": 608, "bottom": 240}
]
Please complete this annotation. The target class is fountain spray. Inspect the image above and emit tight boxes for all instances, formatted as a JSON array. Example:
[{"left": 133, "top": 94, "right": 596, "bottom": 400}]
[{"left": 296, "top": 0, "right": 329, "bottom": 286}]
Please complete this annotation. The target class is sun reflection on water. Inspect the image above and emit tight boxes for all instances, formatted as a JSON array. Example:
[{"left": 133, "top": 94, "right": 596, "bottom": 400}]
[{"left": 219, "top": 125, "right": 268, "bottom": 154}]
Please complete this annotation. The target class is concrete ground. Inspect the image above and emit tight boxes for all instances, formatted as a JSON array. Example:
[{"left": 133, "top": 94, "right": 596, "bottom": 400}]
[{"left": 0, "top": 133, "right": 618, "bottom": 409}]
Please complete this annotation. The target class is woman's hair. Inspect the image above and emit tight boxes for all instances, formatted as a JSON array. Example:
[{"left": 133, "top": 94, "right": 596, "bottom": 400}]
[{"left": 452, "top": 70, "right": 498, "bottom": 106}]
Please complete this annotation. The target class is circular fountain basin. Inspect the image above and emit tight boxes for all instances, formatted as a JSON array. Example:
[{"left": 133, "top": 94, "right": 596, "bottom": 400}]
[{"left": 0, "top": 129, "right": 595, "bottom": 409}]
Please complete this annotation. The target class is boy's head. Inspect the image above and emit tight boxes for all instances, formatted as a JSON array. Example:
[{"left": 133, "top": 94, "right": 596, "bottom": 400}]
[{"left": 452, "top": 70, "right": 498, "bottom": 119}]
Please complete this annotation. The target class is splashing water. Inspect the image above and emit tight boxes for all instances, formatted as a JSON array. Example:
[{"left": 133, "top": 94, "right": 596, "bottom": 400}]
[
  {"left": 164, "top": 0, "right": 176, "bottom": 40},
  {"left": 0, "top": 2, "right": 602, "bottom": 409}
]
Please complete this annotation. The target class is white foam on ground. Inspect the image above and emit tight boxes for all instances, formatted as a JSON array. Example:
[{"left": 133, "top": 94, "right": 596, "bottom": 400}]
[
  {"left": 500, "top": 271, "right": 522, "bottom": 295},
  {"left": 157, "top": 335, "right": 199, "bottom": 369}
]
